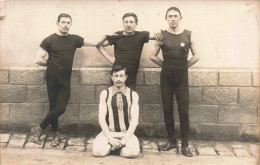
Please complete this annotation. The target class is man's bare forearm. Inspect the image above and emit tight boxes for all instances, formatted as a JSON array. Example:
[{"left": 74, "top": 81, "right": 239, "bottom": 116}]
[
  {"left": 97, "top": 45, "right": 115, "bottom": 64},
  {"left": 188, "top": 55, "right": 200, "bottom": 68}
]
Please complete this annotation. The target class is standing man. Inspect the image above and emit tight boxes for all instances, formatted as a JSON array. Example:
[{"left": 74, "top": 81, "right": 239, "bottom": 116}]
[
  {"left": 32, "top": 13, "right": 109, "bottom": 146},
  {"left": 97, "top": 12, "right": 162, "bottom": 90},
  {"left": 93, "top": 64, "right": 140, "bottom": 158},
  {"left": 149, "top": 7, "right": 200, "bottom": 157}
]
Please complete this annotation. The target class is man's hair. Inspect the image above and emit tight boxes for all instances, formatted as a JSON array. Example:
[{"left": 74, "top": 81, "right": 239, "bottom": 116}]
[
  {"left": 165, "top": 7, "right": 182, "bottom": 18},
  {"left": 57, "top": 13, "right": 72, "bottom": 23},
  {"left": 122, "top": 12, "right": 138, "bottom": 24},
  {"left": 111, "top": 64, "right": 128, "bottom": 75}
]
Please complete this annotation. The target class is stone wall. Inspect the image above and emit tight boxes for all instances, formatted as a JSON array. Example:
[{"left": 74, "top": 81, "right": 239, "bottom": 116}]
[{"left": 0, "top": 67, "right": 259, "bottom": 140}]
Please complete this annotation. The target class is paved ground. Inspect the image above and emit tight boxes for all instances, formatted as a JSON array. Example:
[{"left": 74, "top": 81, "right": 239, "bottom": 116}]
[{"left": 0, "top": 133, "right": 259, "bottom": 165}]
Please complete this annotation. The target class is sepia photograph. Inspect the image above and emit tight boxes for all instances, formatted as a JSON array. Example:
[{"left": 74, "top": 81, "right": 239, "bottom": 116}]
[{"left": 0, "top": 0, "right": 259, "bottom": 164}]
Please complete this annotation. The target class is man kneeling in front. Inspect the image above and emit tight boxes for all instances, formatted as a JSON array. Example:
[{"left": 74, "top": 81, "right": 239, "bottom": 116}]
[{"left": 93, "top": 64, "right": 140, "bottom": 158}]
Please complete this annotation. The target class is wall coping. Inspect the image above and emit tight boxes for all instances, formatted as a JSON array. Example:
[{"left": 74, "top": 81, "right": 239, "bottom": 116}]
[{"left": 2, "top": 67, "right": 259, "bottom": 73}]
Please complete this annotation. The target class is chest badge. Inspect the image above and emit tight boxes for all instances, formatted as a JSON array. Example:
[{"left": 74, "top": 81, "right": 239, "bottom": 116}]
[{"left": 180, "top": 42, "right": 185, "bottom": 47}]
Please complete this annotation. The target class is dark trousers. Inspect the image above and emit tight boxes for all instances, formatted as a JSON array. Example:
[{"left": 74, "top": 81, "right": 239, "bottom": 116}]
[
  {"left": 40, "top": 74, "right": 70, "bottom": 132},
  {"left": 126, "top": 69, "right": 138, "bottom": 91},
  {"left": 160, "top": 69, "right": 189, "bottom": 147}
]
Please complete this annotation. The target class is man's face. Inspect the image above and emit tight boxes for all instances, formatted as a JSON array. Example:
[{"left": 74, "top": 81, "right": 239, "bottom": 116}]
[
  {"left": 123, "top": 16, "right": 137, "bottom": 35},
  {"left": 165, "top": 10, "right": 182, "bottom": 28},
  {"left": 111, "top": 70, "right": 128, "bottom": 88},
  {"left": 57, "top": 17, "right": 72, "bottom": 34}
]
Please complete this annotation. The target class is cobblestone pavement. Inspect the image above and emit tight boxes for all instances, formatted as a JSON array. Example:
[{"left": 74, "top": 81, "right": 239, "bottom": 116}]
[{"left": 0, "top": 133, "right": 259, "bottom": 165}]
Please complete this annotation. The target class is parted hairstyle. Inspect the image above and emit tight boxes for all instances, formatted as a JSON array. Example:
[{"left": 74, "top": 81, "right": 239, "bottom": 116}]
[
  {"left": 122, "top": 12, "right": 138, "bottom": 24},
  {"left": 111, "top": 64, "right": 128, "bottom": 75},
  {"left": 57, "top": 13, "right": 72, "bottom": 23}
]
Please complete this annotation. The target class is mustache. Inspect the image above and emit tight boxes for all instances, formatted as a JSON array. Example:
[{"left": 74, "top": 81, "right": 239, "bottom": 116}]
[{"left": 116, "top": 81, "right": 123, "bottom": 83}]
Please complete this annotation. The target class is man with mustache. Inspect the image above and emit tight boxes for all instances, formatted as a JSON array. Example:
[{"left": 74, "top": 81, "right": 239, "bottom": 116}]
[
  {"left": 97, "top": 12, "right": 162, "bottom": 90},
  {"left": 150, "top": 7, "right": 200, "bottom": 157},
  {"left": 93, "top": 64, "right": 140, "bottom": 158},
  {"left": 32, "top": 13, "right": 110, "bottom": 147}
]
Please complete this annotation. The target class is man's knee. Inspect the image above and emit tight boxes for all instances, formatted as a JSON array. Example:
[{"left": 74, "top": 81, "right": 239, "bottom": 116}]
[
  {"left": 120, "top": 146, "right": 140, "bottom": 158},
  {"left": 92, "top": 147, "right": 110, "bottom": 157}
]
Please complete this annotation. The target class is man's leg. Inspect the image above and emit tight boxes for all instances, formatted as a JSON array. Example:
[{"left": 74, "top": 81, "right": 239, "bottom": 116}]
[
  {"left": 120, "top": 135, "right": 140, "bottom": 158},
  {"left": 93, "top": 132, "right": 111, "bottom": 157},
  {"left": 160, "top": 70, "right": 177, "bottom": 150},
  {"left": 46, "top": 74, "right": 59, "bottom": 132},
  {"left": 125, "top": 70, "right": 138, "bottom": 91},
  {"left": 40, "top": 84, "right": 70, "bottom": 131},
  {"left": 175, "top": 71, "right": 192, "bottom": 157}
]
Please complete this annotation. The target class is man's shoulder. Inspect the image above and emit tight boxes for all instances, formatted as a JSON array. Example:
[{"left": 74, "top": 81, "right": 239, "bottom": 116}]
[
  {"left": 69, "top": 34, "right": 83, "bottom": 38},
  {"left": 43, "top": 33, "right": 56, "bottom": 41}
]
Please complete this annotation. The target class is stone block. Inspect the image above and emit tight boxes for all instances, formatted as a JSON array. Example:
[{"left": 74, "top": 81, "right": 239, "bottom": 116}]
[
  {"left": 144, "top": 69, "right": 160, "bottom": 85},
  {"left": 12, "top": 134, "right": 27, "bottom": 139},
  {"left": 218, "top": 106, "right": 257, "bottom": 124},
  {"left": 0, "top": 134, "right": 10, "bottom": 143},
  {"left": 80, "top": 104, "right": 99, "bottom": 123},
  {"left": 44, "top": 141, "right": 65, "bottom": 150},
  {"left": 136, "top": 124, "right": 156, "bottom": 137},
  {"left": 95, "top": 86, "right": 110, "bottom": 103},
  {"left": 218, "top": 152, "right": 235, "bottom": 156},
  {"left": 25, "top": 142, "right": 43, "bottom": 149},
  {"left": 66, "top": 146, "right": 85, "bottom": 152},
  {"left": 142, "top": 148, "right": 160, "bottom": 154},
  {"left": 81, "top": 68, "right": 111, "bottom": 85},
  {"left": 252, "top": 71, "right": 259, "bottom": 86},
  {"left": 87, "top": 137, "right": 94, "bottom": 144},
  {"left": 27, "top": 135, "right": 46, "bottom": 142},
  {"left": 71, "top": 69, "right": 80, "bottom": 85},
  {"left": 233, "top": 148, "right": 252, "bottom": 157},
  {"left": 203, "top": 87, "right": 238, "bottom": 105},
  {"left": 86, "top": 143, "right": 93, "bottom": 152},
  {"left": 142, "top": 104, "right": 163, "bottom": 123},
  {"left": 249, "top": 144, "right": 259, "bottom": 158},
  {"left": 68, "top": 137, "right": 85, "bottom": 146},
  {"left": 141, "top": 141, "right": 158, "bottom": 149},
  {"left": 0, "top": 104, "right": 9, "bottom": 122},
  {"left": 197, "top": 147, "right": 217, "bottom": 156},
  {"left": 136, "top": 70, "right": 145, "bottom": 85},
  {"left": 189, "top": 70, "right": 218, "bottom": 86},
  {"left": 219, "top": 71, "right": 251, "bottom": 86},
  {"left": 10, "top": 68, "right": 45, "bottom": 85},
  {"left": 231, "top": 144, "right": 246, "bottom": 149},
  {"left": 239, "top": 87, "right": 259, "bottom": 105},
  {"left": 8, "top": 138, "right": 26, "bottom": 148},
  {"left": 189, "top": 87, "right": 202, "bottom": 104},
  {"left": 27, "top": 85, "right": 48, "bottom": 103},
  {"left": 59, "top": 104, "right": 80, "bottom": 122},
  {"left": 70, "top": 85, "right": 95, "bottom": 104},
  {"left": 10, "top": 103, "right": 46, "bottom": 122},
  {"left": 0, "top": 143, "right": 7, "bottom": 148},
  {"left": 241, "top": 124, "right": 259, "bottom": 137},
  {"left": 215, "top": 144, "right": 232, "bottom": 152},
  {"left": 0, "top": 85, "right": 26, "bottom": 103},
  {"left": 0, "top": 70, "right": 9, "bottom": 84},
  {"left": 136, "top": 86, "right": 159, "bottom": 104},
  {"left": 199, "top": 124, "right": 240, "bottom": 139},
  {"left": 189, "top": 105, "right": 218, "bottom": 123}
]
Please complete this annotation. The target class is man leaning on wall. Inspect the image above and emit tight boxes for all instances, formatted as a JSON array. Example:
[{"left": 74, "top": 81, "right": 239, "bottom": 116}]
[
  {"left": 32, "top": 13, "right": 114, "bottom": 147},
  {"left": 96, "top": 12, "right": 163, "bottom": 91}
]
